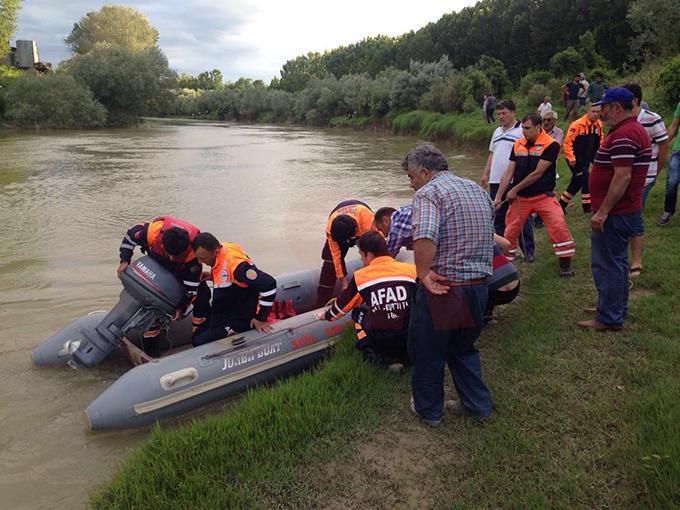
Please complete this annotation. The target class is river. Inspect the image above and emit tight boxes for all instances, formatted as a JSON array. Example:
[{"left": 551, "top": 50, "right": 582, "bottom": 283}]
[{"left": 0, "top": 119, "right": 486, "bottom": 509}]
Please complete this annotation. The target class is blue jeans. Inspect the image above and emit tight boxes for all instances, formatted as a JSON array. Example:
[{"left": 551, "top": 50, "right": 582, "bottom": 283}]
[
  {"left": 408, "top": 283, "right": 492, "bottom": 420},
  {"left": 663, "top": 151, "right": 680, "bottom": 214},
  {"left": 591, "top": 213, "right": 638, "bottom": 326},
  {"left": 641, "top": 179, "right": 655, "bottom": 209},
  {"left": 489, "top": 183, "right": 535, "bottom": 257}
]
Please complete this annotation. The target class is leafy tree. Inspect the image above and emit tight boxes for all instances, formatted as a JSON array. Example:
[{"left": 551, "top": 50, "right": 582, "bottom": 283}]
[
  {"left": 65, "top": 5, "right": 159, "bottom": 55},
  {"left": 389, "top": 56, "right": 453, "bottom": 111},
  {"left": 463, "top": 67, "right": 492, "bottom": 104},
  {"left": 578, "top": 31, "right": 607, "bottom": 70},
  {"left": 278, "top": 52, "right": 327, "bottom": 92},
  {"left": 0, "top": 64, "right": 21, "bottom": 117},
  {"left": 474, "top": 56, "right": 511, "bottom": 97},
  {"left": 0, "top": 0, "right": 21, "bottom": 58},
  {"left": 419, "top": 72, "right": 473, "bottom": 113},
  {"left": 527, "top": 84, "right": 552, "bottom": 108},
  {"left": 195, "top": 69, "right": 223, "bottom": 90},
  {"left": 549, "top": 47, "right": 585, "bottom": 78},
  {"left": 66, "top": 45, "right": 176, "bottom": 125},
  {"left": 656, "top": 56, "right": 680, "bottom": 110},
  {"left": 627, "top": 0, "right": 680, "bottom": 65},
  {"left": 5, "top": 73, "right": 107, "bottom": 128},
  {"left": 519, "top": 70, "right": 554, "bottom": 96}
]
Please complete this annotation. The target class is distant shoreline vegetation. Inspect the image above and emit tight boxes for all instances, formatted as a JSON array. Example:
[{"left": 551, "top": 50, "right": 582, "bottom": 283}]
[{"left": 0, "top": 0, "right": 678, "bottom": 134}]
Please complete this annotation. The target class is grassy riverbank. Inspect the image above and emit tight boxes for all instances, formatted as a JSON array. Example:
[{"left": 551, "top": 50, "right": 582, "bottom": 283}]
[{"left": 92, "top": 172, "right": 679, "bottom": 508}]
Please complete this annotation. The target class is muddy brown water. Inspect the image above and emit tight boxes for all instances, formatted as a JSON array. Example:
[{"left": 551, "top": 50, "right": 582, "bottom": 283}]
[{"left": 0, "top": 119, "right": 486, "bottom": 509}]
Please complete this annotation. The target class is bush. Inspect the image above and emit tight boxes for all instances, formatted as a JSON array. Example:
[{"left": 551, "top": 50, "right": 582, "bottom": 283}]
[
  {"left": 5, "top": 73, "right": 107, "bottom": 128},
  {"left": 527, "top": 84, "right": 551, "bottom": 108},
  {"left": 65, "top": 45, "right": 176, "bottom": 126},
  {"left": 0, "top": 65, "right": 22, "bottom": 118},
  {"left": 656, "top": 56, "right": 680, "bottom": 110},
  {"left": 519, "top": 70, "right": 553, "bottom": 96},
  {"left": 549, "top": 47, "right": 585, "bottom": 78}
]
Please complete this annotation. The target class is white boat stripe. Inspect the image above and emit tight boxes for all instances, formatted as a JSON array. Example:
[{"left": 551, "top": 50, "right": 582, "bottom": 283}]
[
  {"left": 357, "top": 275, "right": 416, "bottom": 291},
  {"left": 133, "top": 336, "right": 339, "bottom": 415}
]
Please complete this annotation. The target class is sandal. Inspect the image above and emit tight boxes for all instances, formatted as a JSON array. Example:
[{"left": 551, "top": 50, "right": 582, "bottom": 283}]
[{"left": 630, "top": 266, "right": 642, "bottom": 277}]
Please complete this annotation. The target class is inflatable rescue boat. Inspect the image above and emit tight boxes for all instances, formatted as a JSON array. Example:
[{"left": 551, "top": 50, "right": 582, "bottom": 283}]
[{"left": 32, "top": 255, "right": 366, "bottom": 430}]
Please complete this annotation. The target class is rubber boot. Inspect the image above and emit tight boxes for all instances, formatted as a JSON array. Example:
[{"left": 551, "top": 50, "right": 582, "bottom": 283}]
[{"left": 558, "top": 257, "right": 575, "bottom": 277}]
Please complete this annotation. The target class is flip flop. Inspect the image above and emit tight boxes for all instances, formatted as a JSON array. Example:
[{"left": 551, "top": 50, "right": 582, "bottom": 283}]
[{"left": 630, "top": 266, "right": 642, "bottom": 277}]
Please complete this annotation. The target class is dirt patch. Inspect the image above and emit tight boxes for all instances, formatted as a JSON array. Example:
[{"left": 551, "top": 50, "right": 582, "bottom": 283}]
[{"left": 311, "top": 397, "right": 470, "bottom": 510}]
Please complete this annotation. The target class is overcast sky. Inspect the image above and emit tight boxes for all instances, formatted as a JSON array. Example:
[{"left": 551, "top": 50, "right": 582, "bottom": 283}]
[{"left": 14, "top": 0, "right": 477, "bottom": 82}]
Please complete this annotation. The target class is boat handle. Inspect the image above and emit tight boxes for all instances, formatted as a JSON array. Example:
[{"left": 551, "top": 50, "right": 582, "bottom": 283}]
[
  {"left": 160, "top": 367, "right": 199, "bottom": 390},
  {"left": 282, "top": 281, "right": 301, "bottom": 290}
]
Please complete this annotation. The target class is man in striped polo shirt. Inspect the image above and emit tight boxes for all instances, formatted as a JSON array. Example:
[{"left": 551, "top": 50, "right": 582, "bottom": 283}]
[
  {"left": 480, "top": 99, "right": 535, "bottom": 262},
  {"left": 624, "top": 83, "right": 669, "bottom": 277},
  {"left": 577, "top": 87, "right": 652, "bottom": 331}
]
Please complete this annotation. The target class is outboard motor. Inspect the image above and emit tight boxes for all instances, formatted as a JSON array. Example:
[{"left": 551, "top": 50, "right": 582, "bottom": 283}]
[{"left": 67, "top": 256, "right": 185, "bottom": 368}]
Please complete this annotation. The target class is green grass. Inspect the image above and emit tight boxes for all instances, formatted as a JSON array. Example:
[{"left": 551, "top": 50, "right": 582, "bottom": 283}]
[
  {"left": 90, "top": 336, "right": 397, "bottom": 509},
  {"left": 93, "top": 171, "right": 680, "bottom": 509}
]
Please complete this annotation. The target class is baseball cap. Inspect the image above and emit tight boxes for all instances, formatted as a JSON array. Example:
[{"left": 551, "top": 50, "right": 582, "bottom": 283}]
[{"left": 592, "top": 86, "right": 634, "bottom": 106}]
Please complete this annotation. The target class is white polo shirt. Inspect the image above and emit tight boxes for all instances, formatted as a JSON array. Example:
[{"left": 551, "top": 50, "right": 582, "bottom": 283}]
[
  {"left": 637, "top": 108, "right": 669, "bottom": 185},
  {"left": 489, "top": 121, "right": 522, "bottom": 184}
]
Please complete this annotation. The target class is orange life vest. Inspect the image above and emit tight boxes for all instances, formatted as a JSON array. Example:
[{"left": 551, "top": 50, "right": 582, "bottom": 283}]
[
  {"left": 146, "top": 215, "right": 199, "bottom": 263},
  {"left": 212, "top": 242, "right": 252, "bottom": 289}
]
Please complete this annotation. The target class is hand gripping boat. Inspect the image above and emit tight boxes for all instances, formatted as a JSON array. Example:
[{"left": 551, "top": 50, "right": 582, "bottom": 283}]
[{"left": 31, "top": 255, "right": 366, "bottom": 430}]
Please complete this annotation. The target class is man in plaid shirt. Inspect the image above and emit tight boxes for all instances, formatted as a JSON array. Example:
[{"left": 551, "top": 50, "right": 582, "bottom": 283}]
[{"left": 404, "top": 144, "right": 494, "bottom": 426}]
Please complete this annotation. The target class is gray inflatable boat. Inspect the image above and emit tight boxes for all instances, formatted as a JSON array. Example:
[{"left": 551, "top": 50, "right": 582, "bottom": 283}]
[{"left": 32, "top": 255, "right": 365, "bottom": 430}]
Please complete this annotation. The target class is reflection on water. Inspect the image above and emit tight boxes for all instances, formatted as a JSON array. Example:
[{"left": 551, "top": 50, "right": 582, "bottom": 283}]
[{"left": 0, "top": 119, "right": 485, "bottom": 509}]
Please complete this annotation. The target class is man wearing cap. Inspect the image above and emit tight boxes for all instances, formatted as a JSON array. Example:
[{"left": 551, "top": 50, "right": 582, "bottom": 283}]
[{"left": 577, "top": 87, "right": 651, "bottom": 331}]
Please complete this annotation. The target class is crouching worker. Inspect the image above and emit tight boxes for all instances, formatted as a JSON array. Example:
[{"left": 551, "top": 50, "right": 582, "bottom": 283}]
[
  {"left": 484, "top": 234, "right": 520, "bottom": 324},
  {"left": 191, "top": 233, "right": 277, "bottom": 346},
  {"left": 317, "top": 199, "right": 374, "bottom": 306},
  {"left": 118, "top": 215, "right": 202, "bottom": 356},
  {"left": 317, "top": 231, "right": 416, "bottom": 371}
]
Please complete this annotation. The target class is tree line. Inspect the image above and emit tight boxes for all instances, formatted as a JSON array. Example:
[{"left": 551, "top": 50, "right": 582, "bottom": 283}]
[{"left": 0, "top": 1, "right": 678, "bottom": 130}]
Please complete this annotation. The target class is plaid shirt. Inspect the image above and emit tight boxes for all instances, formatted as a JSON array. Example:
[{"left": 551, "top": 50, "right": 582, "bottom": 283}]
[
  {"left": 386, "top": 204, "right": 413, "bottom": 257},
  {"left": 412, "top": 171, "right": 494, "bottom": 281}
]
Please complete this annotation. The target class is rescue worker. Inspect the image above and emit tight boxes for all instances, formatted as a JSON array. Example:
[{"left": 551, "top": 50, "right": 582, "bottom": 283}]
[
  {"left": 118, "top": 215, "right": 202, "bottom": 355},
  {"left": 191, "top": 232, "right": 277, "bottom": 346},
  {"left": 317, "top": 231, "right": 416, "bottom": 371},
  {"left": 316, "top": 199, "right": 374, "bottom": 306},
  {"left": 485, "top": 235, "right": 520, "bottom": 324},
  {"left": 559, "top": 104, "right": 604, "bottom": 213},
  {"left": 494, "top": 112, "right": 576, "bottom": 277}
]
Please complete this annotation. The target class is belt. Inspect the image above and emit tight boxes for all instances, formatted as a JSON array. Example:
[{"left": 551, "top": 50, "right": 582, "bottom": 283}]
[{"left": 443, "top": 278, "right": 486, "bottom": 286}]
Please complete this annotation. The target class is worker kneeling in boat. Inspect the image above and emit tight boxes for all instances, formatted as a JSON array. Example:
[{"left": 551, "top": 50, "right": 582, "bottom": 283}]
[
  {"left": 117, "top": 215, "right": 202, "bottom": 355},
  {"left": 191, "top": 232, "right": 277, "bottom": 346},
  {"left": 317, "top": 231, "right": 416, "bottom": 370},
  {"left": 317, "top": 199, "right": 374, "bottom": 306}
]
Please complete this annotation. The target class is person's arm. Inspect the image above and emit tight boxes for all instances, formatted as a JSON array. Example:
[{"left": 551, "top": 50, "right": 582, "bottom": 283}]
[
  {"left": 481, "top": 151, "right": 493, "bottom": 188},
  {"left": 322, "top": 277, "right": 362, "bottom": 320},
  {"left": 117, "top": 223, "right": 147, "bottom": 276},
  {"left": 386, "top": 208, "right": 412, "bottom": 258},
  {"left": 591, "top": 166, "right": 632, "bottom": 232},
  {"left": 561, "top": 84, "right": 568, "bottom": 95},
  {"left": 507, "top": 142, "right": 560, "bottom": 199},
  {"left": 494, "top": 233, "right": 511, "bottom": 251},
  {"left": 563, "top": 123, "right": 577, "bottom": 166},
  {"left": 412, "top": 194, "right": 448, "bottom": 294},
  {"left": 667, "top": 115, "right": 679, "bottom": 143},
  {"left": 494, "top": 160, "right": 517, "bottom": 207},
  {"left": 657, "top": 139, "right": 670, "bottom": 174},
  {"left": 233, "top": 262, "right": 277, "bottom": 332},
  {"left": 327, "top": 234, "right": 346, "bottom": 280}
]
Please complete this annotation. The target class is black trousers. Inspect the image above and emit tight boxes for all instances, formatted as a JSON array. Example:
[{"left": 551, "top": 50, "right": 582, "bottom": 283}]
[
  {"left": 351, "top": 307, "right": 409, "bottom": 365},
  {"left": 316, "top": 240, "right": 349, "bottom": 307}
]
